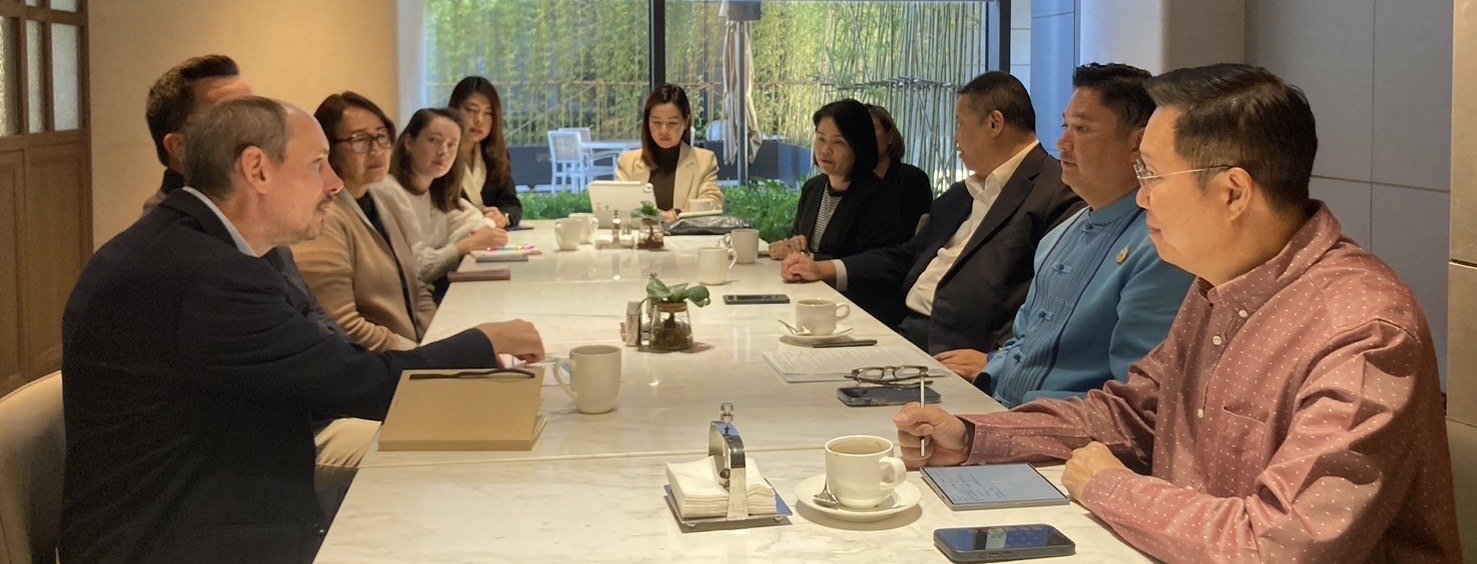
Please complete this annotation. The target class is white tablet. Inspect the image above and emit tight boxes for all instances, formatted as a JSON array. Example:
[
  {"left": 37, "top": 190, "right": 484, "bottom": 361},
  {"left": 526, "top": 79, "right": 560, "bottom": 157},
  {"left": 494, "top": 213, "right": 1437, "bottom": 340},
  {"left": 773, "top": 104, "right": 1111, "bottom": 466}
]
[
  {"left": 587, "top": 180, "right": 655, "bottom": 227},
  {"left": 921, "top": 463, "right": 1070, "bottom": 511}
]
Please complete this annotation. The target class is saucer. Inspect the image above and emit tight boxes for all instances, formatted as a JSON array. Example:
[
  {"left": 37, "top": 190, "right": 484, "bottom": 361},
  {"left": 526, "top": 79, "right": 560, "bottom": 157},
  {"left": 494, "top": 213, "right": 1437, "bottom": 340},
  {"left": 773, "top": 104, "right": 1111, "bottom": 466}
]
[
  {"left": 793, "top": 474, "right": 920, "bottom": 522},
  {"left": 779, "top": 327, "right": 853, "bottom": 345}
]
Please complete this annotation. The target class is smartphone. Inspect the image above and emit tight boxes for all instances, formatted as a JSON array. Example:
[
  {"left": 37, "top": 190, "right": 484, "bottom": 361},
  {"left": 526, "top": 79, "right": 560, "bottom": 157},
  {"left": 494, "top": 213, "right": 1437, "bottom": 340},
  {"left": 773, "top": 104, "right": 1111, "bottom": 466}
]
[
  {"left": 722, "top": 294, "right": 790, "bottom": 305},
  {"left": 836, "top": 386, "right": 939, "bottom": 407},
  {"left": 933, "top": 524, "right": 1075, "bottom": 562}
]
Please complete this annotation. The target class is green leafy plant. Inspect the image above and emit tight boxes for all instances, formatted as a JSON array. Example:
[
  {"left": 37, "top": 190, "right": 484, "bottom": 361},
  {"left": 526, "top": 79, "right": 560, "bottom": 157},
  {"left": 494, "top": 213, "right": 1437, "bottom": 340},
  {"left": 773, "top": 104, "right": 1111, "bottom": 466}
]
[
  {"left": 520, "top": 192, "right": 592, "bottom": 220},
  {"left": 646, "top": 276, "right": 710, "bottom": 307},
  {"left": 724, "top": 177, "right": 801, "bottom": 243},
  {"left": 638, "top": 201, "right": 662, "bottom": 223}
]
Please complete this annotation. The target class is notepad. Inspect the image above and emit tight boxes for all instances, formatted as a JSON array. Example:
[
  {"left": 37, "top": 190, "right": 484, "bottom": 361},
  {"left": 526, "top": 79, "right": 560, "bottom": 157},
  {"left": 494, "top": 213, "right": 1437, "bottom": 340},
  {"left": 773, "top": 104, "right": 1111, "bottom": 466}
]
[
  {"left": 761, "top": 345, "right": 942, "bottom": 383},
  {"left": 920, "top": 464, "right": 1069, "bottom": 511}
]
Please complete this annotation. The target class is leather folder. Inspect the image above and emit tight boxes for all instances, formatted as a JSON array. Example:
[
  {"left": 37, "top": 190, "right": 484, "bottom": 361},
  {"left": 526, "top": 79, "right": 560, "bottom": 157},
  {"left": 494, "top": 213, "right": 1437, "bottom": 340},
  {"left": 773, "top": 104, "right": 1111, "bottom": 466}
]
[
  {"left": 447, "top": 266, "right": 512, "bottom": 282},
  {"left": 378, "top": 368, "right": 546, "bottom": 451}
]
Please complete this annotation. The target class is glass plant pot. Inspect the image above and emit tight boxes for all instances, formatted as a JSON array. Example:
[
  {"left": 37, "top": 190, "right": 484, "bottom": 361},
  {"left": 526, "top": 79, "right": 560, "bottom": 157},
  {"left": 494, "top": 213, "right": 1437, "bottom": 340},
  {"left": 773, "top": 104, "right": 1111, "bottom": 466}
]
[
  {"left": 637, "top": 219, "right": 664, "bottom": 249},
  {"left": 648, "top": 302, "right": 692, "bottom": 351}
]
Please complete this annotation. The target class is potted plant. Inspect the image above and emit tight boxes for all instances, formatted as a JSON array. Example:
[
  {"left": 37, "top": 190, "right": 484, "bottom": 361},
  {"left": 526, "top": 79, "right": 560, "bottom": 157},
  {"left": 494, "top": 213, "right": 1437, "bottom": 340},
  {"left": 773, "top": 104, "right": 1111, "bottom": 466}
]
[
  {"left": 635, "top": 201, "right": 664, "bottom": 249},
  {"left": 644, "top": 275, "right": 709, "bottom": 351}
]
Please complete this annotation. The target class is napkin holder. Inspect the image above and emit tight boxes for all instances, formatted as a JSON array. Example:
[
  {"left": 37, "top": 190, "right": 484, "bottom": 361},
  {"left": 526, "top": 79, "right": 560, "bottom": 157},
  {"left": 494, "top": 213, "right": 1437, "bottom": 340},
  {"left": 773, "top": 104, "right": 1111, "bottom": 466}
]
[
  {"left": 378, "top": 368, "right": 546, "bottom": 451},
  {"left": 663, "top": 402, "right": 792, "bottom": 532}
]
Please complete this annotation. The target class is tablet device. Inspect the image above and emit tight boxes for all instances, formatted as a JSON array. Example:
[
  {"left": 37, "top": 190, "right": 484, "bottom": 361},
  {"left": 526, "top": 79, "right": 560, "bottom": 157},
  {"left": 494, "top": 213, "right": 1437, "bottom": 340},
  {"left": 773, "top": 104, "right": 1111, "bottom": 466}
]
[
  {"left": 588, "top": 180, "right": 654, "bottom": 227},
  {"left": 920, "top": 464, "right": 1069, "bottom": 511}
]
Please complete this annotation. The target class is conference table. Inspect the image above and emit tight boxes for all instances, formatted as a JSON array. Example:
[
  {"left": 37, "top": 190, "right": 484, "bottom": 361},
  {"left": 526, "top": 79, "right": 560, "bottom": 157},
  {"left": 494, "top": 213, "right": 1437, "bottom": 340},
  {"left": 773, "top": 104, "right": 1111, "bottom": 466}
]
[{"left": 314, "top": 221, "right": 1148, "bottom": 563}]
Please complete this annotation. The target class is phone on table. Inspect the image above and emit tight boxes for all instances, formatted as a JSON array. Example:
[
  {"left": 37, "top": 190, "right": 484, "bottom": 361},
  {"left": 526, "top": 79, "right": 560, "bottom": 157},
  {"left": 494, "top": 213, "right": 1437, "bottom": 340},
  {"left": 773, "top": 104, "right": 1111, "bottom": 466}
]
[
  {"left": 722, "top": 294, "right": 790, "bottom": 305},
  {"left": 835, "top": 386, "right": 939, "bottom": 407},
  {"left": 933, "top": 524, "right": 1075, "bottom": 562}
]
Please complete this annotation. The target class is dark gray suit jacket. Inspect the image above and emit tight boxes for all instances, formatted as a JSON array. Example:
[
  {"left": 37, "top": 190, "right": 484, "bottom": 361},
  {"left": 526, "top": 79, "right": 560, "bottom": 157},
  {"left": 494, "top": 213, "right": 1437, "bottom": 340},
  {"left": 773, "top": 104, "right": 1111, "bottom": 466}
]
[
  {"left": 60, "top": 190, "right": 496, "bottom": 563},
  {"left": 841, "top": 145, "right": 1083, "bottom": 354}
]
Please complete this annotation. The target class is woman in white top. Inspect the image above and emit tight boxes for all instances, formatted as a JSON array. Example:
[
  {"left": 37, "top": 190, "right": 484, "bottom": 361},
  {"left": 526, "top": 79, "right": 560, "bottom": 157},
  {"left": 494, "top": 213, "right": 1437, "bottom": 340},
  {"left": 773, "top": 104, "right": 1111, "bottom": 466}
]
[
  {"left": 373, "top": 107, "right": 507, "bottom": 302},
  {"left": 615, "top": 84, "right": 723, "bottom": 223},
  {"left": 450, "top": 76, "right": 522, "bottom": 228}
]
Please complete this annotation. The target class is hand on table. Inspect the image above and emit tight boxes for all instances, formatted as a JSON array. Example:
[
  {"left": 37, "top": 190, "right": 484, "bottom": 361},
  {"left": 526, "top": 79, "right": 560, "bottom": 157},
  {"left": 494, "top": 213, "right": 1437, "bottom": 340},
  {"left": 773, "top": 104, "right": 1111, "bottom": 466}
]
[
  {"left": 660, "top": 209, "right": 679, "bottom": 224},
  {"left": 781, "top": 252, "right": 837, "bottom": 283},
  {"left": 477, "top": 319, "right": 545, "bottom": 363},
  {"left": 462, "top": 226, "right": 509, "bottom": 253},
  {"left": 483, "top": 208, "right": 510, "bottom": 229},
  {"left": 934, "top": 349, "right": 989, "bottom": 382},
  {"left": 1062, "top": 441, "right": 1127, "bottom": 500},
  {"left": 767, "top": 235, "right": 808, "bottom": 261},
  {"left": 892, "top": 403, "right": 971, "bottom": 469}
]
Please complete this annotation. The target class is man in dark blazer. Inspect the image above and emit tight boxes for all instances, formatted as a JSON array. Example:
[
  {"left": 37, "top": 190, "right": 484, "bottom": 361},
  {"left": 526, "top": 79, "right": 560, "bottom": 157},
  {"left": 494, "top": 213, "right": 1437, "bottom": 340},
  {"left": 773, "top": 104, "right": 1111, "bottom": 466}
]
[
  {"left": 784, "top": 72, "right": 1082, "bottom": 354},
  {"left": 60, "top": 97, "right": 546, "bottom": 563}
]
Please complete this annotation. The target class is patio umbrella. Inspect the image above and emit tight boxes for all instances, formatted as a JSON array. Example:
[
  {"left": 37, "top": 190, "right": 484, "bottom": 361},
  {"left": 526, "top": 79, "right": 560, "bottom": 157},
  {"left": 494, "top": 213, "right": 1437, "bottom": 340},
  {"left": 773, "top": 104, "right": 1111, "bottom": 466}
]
[{"left": 721, "top": 0, "right": 762, "bottom": 183}]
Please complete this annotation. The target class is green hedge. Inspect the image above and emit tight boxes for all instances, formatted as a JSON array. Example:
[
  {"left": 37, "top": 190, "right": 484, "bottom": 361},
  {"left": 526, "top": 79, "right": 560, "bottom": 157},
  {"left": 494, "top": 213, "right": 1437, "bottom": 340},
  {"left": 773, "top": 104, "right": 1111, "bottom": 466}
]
[{"left": 521, "top": 178, "right": 799, "bottom": 243}]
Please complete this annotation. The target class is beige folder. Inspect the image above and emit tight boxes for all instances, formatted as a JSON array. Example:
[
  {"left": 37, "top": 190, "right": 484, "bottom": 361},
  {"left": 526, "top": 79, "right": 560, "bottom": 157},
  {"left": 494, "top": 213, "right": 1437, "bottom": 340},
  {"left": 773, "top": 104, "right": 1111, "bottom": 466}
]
[
  {"left": 447, "top": 266, "right": 512, "bottom": 282},
  {"left": 378, "top": 368, "right": 546, "bottom": 451}
]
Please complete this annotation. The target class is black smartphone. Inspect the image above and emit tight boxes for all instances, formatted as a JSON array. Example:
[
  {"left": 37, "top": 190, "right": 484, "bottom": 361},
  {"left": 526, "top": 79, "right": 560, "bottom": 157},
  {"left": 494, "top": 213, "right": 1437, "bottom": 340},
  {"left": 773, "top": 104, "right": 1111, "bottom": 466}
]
[
  {"left": 933, "top": 524, "right": 1075, "bottom": 562},
  {"left": 722, "top": 294, "right": 790, "bottom": 305},
  {"left": 835, "top": 386, "right": 939, "bottom": 407}
]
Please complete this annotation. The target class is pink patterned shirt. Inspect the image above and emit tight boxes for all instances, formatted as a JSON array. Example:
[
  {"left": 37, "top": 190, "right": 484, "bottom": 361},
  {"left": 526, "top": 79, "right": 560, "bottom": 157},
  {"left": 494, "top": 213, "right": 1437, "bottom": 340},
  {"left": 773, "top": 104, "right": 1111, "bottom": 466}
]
[{"left": 962, "top": 204, "right": 1462, "bottom": 563}]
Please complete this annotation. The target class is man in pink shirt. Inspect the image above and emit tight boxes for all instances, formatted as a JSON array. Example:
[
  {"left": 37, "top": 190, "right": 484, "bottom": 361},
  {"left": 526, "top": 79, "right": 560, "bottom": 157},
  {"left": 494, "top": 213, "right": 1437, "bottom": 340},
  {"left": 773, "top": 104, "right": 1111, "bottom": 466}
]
[{"left": 895, "top": 63, "right": 1462, "bottom": 562}]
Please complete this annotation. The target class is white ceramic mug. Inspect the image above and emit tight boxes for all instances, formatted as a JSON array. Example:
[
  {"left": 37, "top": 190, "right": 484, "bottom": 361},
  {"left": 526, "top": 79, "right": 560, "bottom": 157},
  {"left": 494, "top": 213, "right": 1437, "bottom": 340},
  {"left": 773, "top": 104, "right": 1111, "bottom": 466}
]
[
  {"left": 696, "top": 247, "right": 737, "bottom": 285},
  {"left": 553, "top": 218, "right": 583, "bottom": 251},
  {"left": 795, "top": 298, "right": 850, "bottom": 336},
  {"left": 551, "top": 344, "right": 622, "bottom": 414},
  {"left": 824, "top": 435, "right": 907, "bottom": 509},
  {"left": 725, "top": 228, "right": 760, "bottom": 264},
  {"left": 568, "top": 212, "right": 598, "bottom": 244}
]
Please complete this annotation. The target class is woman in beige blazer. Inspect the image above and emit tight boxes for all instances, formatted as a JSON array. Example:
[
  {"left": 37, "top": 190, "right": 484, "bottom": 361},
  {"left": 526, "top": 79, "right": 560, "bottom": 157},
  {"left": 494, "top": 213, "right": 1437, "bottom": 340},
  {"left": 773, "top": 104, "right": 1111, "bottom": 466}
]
[
  {"left": 291, "top": 92, "right": 438, "bottom": 351},
  {"left": 616, "top": 84, "right": 723, "bottom": 223}
]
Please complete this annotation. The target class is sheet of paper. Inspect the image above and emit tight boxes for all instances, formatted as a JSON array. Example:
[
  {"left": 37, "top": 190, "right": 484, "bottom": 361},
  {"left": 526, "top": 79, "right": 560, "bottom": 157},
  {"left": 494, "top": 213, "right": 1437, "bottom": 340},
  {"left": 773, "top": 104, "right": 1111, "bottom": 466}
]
[
  {"left": 924, "top": 464, "right": 1066, "bottom": 506},
  {"left": 762, "top": 346, "right": 938, "bottom": 383}
]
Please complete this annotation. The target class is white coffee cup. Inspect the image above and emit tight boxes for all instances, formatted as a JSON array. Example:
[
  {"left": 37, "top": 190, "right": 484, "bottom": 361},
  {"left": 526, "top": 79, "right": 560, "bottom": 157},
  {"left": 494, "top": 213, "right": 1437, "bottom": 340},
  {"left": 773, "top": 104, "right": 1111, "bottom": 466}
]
[
  {"left": 551, "top": 344, "right": 622, "bottom": 414},
  {"left": 568, "top": 212, "right": 598, "bottom": 244},
  {"left": 824, "top": 435, "right": 907, "bottom": 509},
  {"left": 795, "top": 298, "right": 850, "bottom": 336},
  {"left": 696, "top": 247, "right": 737, "bottom": 285},
  {"left": 725, "top": 228, "right": 760, "bottom": 264},
  {"left": 553, "top": 218, "right": 583, "bottom": 251}
]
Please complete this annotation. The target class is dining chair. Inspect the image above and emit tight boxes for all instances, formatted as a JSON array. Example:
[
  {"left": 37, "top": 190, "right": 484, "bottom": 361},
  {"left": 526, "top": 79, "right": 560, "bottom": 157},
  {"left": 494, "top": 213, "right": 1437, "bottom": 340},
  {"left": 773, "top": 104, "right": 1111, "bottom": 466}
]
[{"left": 0, "top": 371, "right": 64, "bottom": 564}]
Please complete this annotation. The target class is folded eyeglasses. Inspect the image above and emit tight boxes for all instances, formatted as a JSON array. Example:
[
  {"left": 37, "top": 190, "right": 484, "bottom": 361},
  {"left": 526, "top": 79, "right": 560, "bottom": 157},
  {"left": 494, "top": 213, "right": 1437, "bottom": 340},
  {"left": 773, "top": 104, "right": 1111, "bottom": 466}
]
[{"left": 847, "top": 365, "right": 933, "bottom": 388}]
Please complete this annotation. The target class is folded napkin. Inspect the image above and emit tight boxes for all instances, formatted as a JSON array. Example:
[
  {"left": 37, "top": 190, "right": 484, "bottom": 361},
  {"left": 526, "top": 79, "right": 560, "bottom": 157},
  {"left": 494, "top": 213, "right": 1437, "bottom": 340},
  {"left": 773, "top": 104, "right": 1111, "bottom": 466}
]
[{"left": 666, "top": 455, "right": 777, "bottom": 519}]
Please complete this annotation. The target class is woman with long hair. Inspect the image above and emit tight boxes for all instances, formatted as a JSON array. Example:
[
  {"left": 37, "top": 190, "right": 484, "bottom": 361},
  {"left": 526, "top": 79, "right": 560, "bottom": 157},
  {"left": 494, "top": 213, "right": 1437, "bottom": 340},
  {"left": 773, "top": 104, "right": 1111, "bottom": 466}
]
[
  {"left": 867, "top": 104, "right": 933, "bottom": 233},
  {"left": 449, "top": 76, "right": 523, "bottom": 228},
  {"left": 373, "top": 108, "right": 507, "bottom": 302},
  {"left": 616, "top": 83, "right": 723, "bottom": 223}
]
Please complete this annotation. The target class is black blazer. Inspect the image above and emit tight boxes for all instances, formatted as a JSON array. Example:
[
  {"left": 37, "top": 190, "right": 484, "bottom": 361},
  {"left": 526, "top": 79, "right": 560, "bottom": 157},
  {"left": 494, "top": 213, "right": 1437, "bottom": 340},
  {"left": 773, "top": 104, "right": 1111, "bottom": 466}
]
[
  {"left": 883, "top": 161, "right": 933, "bottom": 234},
  {"left": 841, "top": 145, "right": 1083, "bottom": 353},
  {"left": 790, "top": 172, "right": 912, "bottom": 261},
  {"left": 60, "top": 190, "right": 497, "bottom": 564},
  {"left": 474, "top": 151, "right": 524, "bottom": 226}
]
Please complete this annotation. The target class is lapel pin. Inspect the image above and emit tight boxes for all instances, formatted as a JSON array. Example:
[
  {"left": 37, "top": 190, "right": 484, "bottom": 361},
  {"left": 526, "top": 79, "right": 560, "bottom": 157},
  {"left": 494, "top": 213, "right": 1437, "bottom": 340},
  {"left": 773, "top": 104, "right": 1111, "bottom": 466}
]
[{"left": 1115, "top": 246, "right": 1129, "bottom": 265}]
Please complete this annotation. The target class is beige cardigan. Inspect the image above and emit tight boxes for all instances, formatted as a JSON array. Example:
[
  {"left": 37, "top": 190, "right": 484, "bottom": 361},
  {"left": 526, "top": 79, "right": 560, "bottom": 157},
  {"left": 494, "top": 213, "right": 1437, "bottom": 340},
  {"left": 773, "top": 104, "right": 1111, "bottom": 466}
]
[
  {"left": 291, "top": 189, "right": 437, "bottom": 352},
  {"left": 615, "top": 144, "right": 724, "bottom": 212}
]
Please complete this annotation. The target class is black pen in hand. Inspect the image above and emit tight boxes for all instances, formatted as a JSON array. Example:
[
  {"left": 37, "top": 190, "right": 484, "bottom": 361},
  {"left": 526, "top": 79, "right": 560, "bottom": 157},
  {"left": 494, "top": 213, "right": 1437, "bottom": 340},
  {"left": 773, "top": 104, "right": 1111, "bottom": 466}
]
[{"left": 811, "top": 339, "right": 878, "bottom": 348}]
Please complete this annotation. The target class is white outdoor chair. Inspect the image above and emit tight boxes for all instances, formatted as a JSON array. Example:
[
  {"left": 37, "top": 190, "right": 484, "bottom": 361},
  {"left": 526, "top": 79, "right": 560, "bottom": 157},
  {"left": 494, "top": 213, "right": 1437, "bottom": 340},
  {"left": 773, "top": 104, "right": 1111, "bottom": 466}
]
[
  {"left": 559, "top": 127, "right": 621, "bottom": 173},
  {"left": 547, "top": 130, "right": 614, "bottom": 192}
]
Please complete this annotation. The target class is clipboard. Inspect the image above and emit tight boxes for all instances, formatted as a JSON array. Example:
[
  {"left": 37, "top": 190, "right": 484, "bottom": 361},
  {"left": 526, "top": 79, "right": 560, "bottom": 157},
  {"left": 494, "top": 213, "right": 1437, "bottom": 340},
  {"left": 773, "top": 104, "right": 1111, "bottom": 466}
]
[{"left": 378, "top": 368, "right": 546, "bottom": 451}]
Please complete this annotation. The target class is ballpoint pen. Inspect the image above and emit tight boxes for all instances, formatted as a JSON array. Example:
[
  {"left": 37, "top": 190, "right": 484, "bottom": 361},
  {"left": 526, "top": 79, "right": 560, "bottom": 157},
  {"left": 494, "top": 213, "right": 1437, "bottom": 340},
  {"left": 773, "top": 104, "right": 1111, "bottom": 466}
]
[{"left": 920, "top": 378, "right": 929, "bottom": 458}]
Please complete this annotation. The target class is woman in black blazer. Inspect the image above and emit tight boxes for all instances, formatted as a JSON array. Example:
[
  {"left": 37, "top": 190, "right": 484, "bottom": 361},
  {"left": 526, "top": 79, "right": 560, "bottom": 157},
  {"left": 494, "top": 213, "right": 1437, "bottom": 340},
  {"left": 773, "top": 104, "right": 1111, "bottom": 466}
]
[
  {"left": 867, "top": 103, "right": 933, "bottom": 234},
  {"left": 450, "top": 76, "right": 523, "bottom": 227},
  {"left": 769, "top": 99, "right": 911, "bottom": 261}
]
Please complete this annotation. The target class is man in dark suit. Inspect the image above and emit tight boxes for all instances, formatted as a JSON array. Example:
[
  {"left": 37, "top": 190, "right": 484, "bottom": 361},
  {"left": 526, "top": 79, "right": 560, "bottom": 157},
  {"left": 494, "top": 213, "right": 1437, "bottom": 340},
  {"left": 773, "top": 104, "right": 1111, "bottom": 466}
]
[
  {"left": 60, "top": 97, "right": 546, "bottom": 563},
  {"left": 784, "top": 72, "right": 1082, "bottom": 354}
]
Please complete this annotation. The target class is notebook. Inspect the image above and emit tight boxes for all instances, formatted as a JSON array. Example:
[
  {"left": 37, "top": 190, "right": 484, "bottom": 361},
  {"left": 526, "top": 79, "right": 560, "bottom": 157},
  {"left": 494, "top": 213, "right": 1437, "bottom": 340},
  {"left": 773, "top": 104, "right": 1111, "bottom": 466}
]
[
  {"left": 447, "top": 267, "right": 512, "bottom": 282},
  {"left": 920, "top": 464, "right": 1069, "bottom": 511}
]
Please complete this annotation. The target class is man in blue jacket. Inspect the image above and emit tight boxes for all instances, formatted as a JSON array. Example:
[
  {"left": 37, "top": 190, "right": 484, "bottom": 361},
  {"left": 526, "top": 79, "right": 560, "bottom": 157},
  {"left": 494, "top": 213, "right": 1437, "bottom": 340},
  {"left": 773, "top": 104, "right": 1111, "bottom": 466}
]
[{"left": 933, "top": 63, "right": 1192, "bottom": 406}]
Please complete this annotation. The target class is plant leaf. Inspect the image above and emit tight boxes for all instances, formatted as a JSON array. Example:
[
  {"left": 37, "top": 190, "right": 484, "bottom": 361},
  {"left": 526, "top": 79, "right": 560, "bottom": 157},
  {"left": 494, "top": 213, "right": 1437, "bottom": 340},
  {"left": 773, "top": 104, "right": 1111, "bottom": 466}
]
[
  {"left": 646, "top": 276, "right": 671, "bottom": 301},
  {"left": 687, "top": 285, "right": 710, "bottom": 307}
]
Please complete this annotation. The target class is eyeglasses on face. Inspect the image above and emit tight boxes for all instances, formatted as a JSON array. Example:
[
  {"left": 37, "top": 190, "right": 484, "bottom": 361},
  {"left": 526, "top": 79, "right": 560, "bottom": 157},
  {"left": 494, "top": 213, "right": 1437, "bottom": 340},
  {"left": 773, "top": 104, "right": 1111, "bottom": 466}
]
[
  {"left": 1133, "top": 161, "right": 1235, "bottom": 189},
  {"left": 334, "top": 129, "right": 393, "bottom": 155},
  {"left": 848, "top": 365, "right": 932, "bottom": 387}
]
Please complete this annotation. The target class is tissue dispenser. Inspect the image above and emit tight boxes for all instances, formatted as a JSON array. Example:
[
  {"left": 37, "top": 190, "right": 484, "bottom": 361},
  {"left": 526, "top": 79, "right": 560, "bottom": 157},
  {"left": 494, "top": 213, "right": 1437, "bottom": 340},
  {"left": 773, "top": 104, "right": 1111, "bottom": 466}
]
[{"left": 663, "top": 402, "right": 792, "bottom": 532}]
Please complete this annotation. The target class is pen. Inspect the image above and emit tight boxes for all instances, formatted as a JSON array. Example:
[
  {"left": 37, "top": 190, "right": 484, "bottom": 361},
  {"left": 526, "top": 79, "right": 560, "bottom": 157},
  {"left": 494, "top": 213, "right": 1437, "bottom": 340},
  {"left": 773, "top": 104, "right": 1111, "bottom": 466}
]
[
  {"left": 920, "top": 378, "right": 929, "bottom": 457},
  {"left": 810, "top": 339, "right": 877, "bottom": 348}
]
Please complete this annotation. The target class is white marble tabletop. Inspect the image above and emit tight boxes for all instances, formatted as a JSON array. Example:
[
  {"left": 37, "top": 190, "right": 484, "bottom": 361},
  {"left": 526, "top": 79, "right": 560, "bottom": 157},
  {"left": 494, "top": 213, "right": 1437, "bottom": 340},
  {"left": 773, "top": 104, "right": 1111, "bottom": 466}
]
[
  {"left": 319, "top": 220, "right": 1144, "bottom": 561},
  {"left": 318, "top": 450, "right": 1148, "bottom": 563}
]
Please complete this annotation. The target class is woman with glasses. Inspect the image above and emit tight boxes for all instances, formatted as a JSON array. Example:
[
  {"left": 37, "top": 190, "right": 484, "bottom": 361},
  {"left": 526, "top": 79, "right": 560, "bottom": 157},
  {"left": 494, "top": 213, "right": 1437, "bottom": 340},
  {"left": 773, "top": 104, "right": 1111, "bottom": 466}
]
[
  {"left": 866, "top": 104, "right": 933, "bottom": 234},
  {"left": 616, "top": 84, "right": 723, "bottom": 223},
  {"left": 374, "top": 107, "right": 508, "bottom": 303},
  {"left": 768, "top": 99, "right": 911, "bottom": 261},
  {"left": 450, "top": 76, "right": 522, "bottom": 228},
  {"left": 291, "top": 92, "right": 440, "bottom": 350}
]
